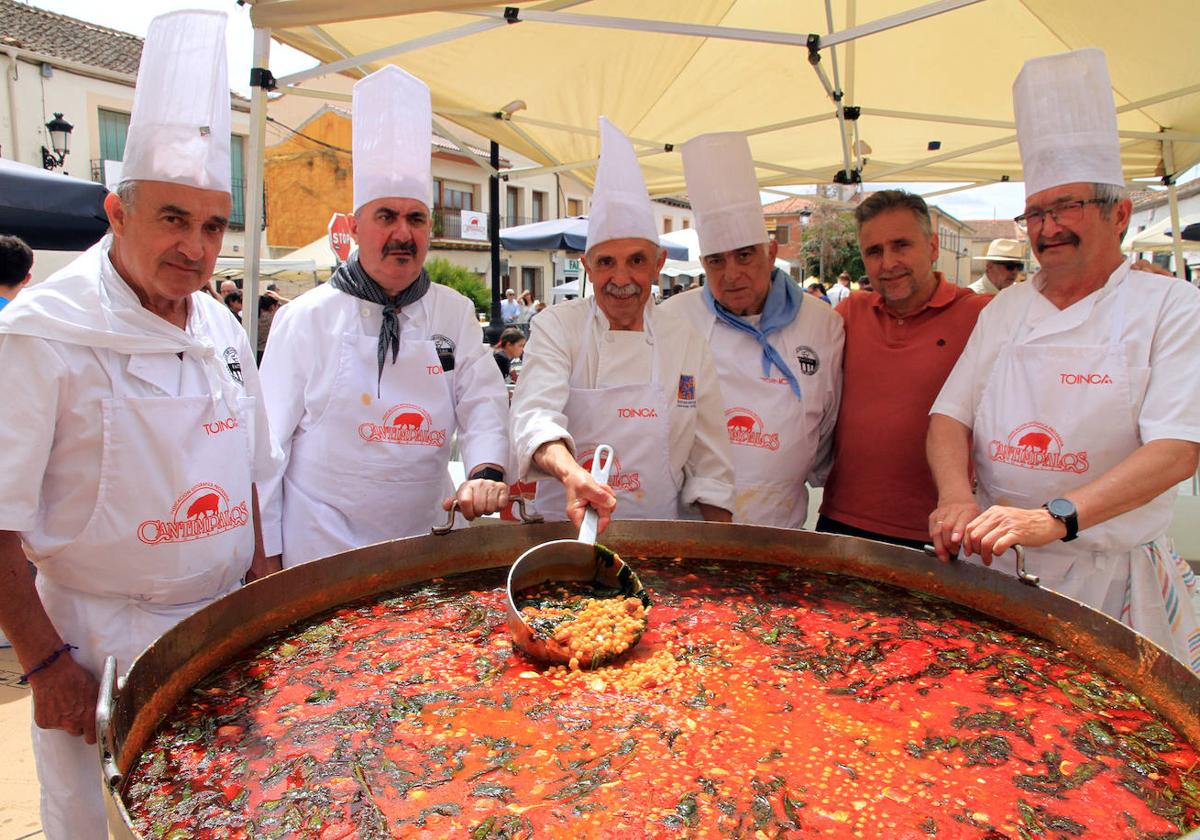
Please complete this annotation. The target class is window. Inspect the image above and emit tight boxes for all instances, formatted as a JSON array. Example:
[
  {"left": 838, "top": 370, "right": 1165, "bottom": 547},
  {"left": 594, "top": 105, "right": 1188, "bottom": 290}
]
[
  {"left": 773, "top": 224, "right": 789, "bottom": 244},
  {"left": 532, "top": 191, "right": 547, "bottom": 222},
  {"left": 567, "top": 198, "right": 582, "bottom": 217},
  {"left": 230, "top": 135, "right": 245, "bottom": 227},
  {"left": 442, "top": 180, "right": 474, "bottom": 210},
  {"left": 663, "top": 217, "right": 673, "bottom": 233},
  {"left": 98, "top": 109, "right": 130, "bottom": 164},
  {"left": 682, "top": 219, "right": 690, "bottom": 229},
  {"left": 506, "top": 186, "right": 521, "bottom": 225}
]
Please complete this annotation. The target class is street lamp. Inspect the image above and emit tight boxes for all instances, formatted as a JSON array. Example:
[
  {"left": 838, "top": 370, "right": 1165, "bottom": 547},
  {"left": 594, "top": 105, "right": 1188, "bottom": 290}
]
[{"left": 41, "top": 112, "right": 73, "bottom": 170}]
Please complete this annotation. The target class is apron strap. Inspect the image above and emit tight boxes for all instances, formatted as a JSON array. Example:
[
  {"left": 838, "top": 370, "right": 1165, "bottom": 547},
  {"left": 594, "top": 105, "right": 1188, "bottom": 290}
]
[{"left": 571, "top": 298, "right": 662, "bottom": 389}]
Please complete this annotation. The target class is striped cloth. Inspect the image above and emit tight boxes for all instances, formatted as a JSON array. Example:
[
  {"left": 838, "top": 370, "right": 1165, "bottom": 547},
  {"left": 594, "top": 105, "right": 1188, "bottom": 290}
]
[{"left": 1121, "top": 539, "right": 1200, "bottom": 675}]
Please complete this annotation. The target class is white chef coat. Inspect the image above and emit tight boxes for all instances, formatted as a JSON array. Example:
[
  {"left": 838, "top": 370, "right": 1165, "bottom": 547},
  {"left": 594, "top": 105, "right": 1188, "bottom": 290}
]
[
  {"left": 258, "top": 281, "right": 509, "bottom": 557},
  {"left": 510, "top": 297, "right": 735, "bottom": 514},
  {"left": 662, "top": 286, "right": 844, "bottom": 527},
  {"left": 0, "top": 238, "right": 278, "bottom": 840},
  {"left": 933, "top": 261, "right": 1200, "bottom": 668},
  {"left": 967, "top": 274, "right": 1000, "bottom": 295}
]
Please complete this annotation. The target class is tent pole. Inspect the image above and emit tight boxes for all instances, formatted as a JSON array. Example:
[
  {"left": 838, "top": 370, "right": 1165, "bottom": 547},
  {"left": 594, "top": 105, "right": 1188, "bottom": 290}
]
[
  {"left": 487, "top": 140, "right": 503, "bottom": 343},
  {"left": 1162, "top": 140, "right": 1186, "bottom": 280},
  {"left": 243, "top": 27, "right": 272, "bottom": 356}
]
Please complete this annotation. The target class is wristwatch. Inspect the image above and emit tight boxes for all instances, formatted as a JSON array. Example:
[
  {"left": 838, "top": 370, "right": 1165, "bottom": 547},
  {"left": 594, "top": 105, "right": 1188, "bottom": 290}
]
[
  {"left": 469, "top": 466, "right": 505, "bottom": 483},
  {"left": 1042, "top": 498, "right": 1079, "bottom": 542}
]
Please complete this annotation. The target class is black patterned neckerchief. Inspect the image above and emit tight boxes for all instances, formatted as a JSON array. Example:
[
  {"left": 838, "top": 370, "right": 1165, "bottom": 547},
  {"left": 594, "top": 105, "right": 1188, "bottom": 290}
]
[{"left": 330, "top": 251, "right": 431, "bottom": 396}]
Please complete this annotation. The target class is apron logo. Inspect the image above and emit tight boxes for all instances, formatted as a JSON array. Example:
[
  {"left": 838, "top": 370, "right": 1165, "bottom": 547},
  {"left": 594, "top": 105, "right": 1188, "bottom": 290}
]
[
  {"left": 136, "top": 482, "right": 249, "bottom": 545},
  {"left": 1059, "top": 372, "right": 1113, "bottom": 385},
  {"left": 580, "top": 449, "right": 641, "bottom": 493},
  {"left": 617, "top": 407, "right": 658, "bottom": 418},
  {"left": 202, "top": 415, "right": 239, "bottom": 436},
  {"left": 988, "top": 421, "right": 1089, "bottom": 474},
  {"left": 223, "top": 346, "right": 243, "bottom": 384},
  {"left": 677, "top": 375, "right": 696, "bottom": 407},
  {"left": 358, "top": 403, "right": 447, "bottom": 447},
  {"left": 794, "top": 345, "right": 820, "bottom": 376},
  {"left": 725, "top": 408, "right": 781, "bottom": 451},
  {"left": 431, "top": 334, "right": 456, "bottom": 372}
]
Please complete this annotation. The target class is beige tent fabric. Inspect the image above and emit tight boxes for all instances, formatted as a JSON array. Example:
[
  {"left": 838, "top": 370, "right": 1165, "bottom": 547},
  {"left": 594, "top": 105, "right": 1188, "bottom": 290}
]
[{"left": 246, "top": 1, "right": 1200, "bottom": 194}]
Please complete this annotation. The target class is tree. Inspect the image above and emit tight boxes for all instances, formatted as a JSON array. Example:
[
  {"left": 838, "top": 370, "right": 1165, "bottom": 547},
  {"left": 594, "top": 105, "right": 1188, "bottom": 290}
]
[
  {"left": 425, "top": 257, "right": 490, "bottom": 313},
  {"left": 798, "top": 202, "right": 864, "bottom": 282}
]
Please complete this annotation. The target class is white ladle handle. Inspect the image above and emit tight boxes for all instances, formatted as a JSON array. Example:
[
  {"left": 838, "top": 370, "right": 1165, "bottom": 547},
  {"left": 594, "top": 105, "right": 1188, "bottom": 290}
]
[{"left": 578, "top": 444, "right": 614, "bottom": 545}]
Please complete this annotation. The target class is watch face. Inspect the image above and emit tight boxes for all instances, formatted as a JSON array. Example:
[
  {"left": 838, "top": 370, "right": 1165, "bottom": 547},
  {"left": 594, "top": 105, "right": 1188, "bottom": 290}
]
[{"left": 1047, "top": 498, "right": 1075, "bottom": 518}]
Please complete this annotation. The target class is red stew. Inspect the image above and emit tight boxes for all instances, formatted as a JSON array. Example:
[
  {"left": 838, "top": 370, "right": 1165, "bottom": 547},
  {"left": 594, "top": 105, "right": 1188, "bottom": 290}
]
[{"left": 125, "top": 558, "right": 1200, "bottom": 839}]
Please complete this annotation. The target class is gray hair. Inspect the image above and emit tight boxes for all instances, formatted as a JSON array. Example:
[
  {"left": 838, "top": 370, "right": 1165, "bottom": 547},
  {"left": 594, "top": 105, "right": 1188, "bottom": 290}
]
[
  {"left": 853, "top": 190, "right": 932, "bottom": 238},
  {"left": 114, "top": 180, "right": 138, "bottom": 206},
  {"left": 1089, "top": 182, "right": 1125, "bottom": 219}
]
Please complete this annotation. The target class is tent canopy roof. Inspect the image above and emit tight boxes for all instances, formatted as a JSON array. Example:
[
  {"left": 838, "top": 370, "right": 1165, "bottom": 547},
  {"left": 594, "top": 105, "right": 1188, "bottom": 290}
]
[{"left": 247, "top": 0, "right": 1200, "bottom": 195}]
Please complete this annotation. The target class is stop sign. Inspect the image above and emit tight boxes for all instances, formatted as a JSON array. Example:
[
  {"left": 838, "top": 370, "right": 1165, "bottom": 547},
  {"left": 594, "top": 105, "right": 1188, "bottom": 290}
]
[{"left": 327, "top": 212, "right": 354, "bottom": 263}]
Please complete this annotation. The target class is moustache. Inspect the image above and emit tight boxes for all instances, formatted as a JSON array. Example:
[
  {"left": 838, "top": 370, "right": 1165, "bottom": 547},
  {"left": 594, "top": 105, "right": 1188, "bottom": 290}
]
[
  {"left": 383, "top": 240, "right": 418, "bottom": 257},
  {"left": 1036, "top": 232, "right": 1080, "bottom": 251},
  {"left": 603, "top": 281, "right": 641, "bottom": 299}
]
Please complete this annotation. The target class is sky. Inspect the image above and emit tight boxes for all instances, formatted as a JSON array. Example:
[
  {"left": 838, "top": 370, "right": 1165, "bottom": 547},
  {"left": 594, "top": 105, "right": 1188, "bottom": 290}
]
[{"left": 24, "top": 0, "right": 1191, "bottom": 224}]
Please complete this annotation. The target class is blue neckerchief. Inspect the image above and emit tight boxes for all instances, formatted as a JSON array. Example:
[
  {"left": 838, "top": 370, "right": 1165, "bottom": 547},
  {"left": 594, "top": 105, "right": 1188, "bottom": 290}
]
[{"left": 703, "top": 267, "right": 802, "bottom": 399}]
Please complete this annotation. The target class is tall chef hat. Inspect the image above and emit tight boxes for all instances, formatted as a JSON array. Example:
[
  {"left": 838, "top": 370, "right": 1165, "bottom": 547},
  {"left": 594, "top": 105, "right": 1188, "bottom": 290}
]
[
  {"left": 353, "top": 65, "right": 434, "bottom": 212},
  {"left": 1014, "top": 48, "right": 1124, "bottom": 199},
  {"left": 586, "top": 117, "right": 659, "bottom": 251},
  {"left": 120, "top": 10, "right": 231, "bottom": 192},
  {"left": 681, "top": 132, "right": 768, "bottom": 257}
]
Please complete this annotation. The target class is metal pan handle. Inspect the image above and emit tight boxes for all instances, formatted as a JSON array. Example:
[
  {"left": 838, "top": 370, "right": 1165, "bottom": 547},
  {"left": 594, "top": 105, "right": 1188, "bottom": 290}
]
[
  {"left": 97, "top": 655, "right": 123, "bottom": 790},
  {"left": 924, "top": 543, "right": 1037, "bottom": 586},
  {"left": 432, "top": 496, "right": 544, "bottom": 535}
]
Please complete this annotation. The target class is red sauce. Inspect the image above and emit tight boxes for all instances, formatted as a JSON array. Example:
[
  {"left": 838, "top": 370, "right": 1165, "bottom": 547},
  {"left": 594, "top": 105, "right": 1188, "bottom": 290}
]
[{"left": 125, "top": 558, "right": 1200, "bottom": 838}]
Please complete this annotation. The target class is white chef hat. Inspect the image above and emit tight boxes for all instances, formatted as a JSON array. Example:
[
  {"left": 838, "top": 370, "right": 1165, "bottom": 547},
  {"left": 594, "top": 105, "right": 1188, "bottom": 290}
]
[
  {"left": 353, "top": 65, "right": 434, "bottom": 213},
  {"left": 120, "top": 10, "right": 230, "bottom": 192},
  {"left": 681, "top": 132, "right": 768, "bottom": 257},
  {"left": 586, "top": 117, "right": 659, "bottom": 251},
  {"left": 1014, "top": 48, "right": 1124, "bottom": 199}
]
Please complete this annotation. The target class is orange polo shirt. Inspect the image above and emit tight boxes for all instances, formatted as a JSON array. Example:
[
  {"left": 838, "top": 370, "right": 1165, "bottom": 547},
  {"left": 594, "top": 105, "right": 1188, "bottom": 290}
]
[{"left": 820, "top": 277, "right": 991, "bottom": 541}]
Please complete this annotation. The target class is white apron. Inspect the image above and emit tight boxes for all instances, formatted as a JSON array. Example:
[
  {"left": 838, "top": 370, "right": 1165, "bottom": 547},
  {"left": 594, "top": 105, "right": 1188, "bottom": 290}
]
[
  {"left": 33, "top": 349, "right": 255, "bottom": 840},
  {"left": 281, "top": 299, "right": 456, "bottom": 567},
  {"left": 970, "top": 279, "right": 1200, "bottom": 671},
  {"left": 705, "top": 316, "right": 813, "bottom": 528},
  {"left": 535, "top": 303, "right": 680, "bottom": 521}
]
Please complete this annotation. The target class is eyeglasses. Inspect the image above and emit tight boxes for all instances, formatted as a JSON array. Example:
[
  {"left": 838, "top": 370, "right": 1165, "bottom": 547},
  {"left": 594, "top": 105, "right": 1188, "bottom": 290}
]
[{"left": 1014, "top": 198, "right": 1109, "bottom": 232}]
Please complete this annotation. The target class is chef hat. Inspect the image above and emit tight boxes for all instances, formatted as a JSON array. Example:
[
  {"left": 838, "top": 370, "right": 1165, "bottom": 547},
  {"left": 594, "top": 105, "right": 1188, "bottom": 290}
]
[
  {"left": 586, "top": 117, "right": 659, "bottom": 251},
  {"left": 120, "top": 11, "right": 230, "bottom": 192},
  {"left": 352, "top": 65, "right": 434, "bottom": 213},
  {"left": 1014, "top": 48, "right": 1124, "bottom": 199},
  {"left": 681, "top": 132, "right": 768, "bottom": 257}
]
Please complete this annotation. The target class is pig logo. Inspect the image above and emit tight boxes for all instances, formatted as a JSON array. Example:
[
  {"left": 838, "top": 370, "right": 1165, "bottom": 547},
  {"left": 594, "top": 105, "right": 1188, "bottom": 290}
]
[
  {"left": 988, "top": 421, "right": 1088, "bottom": 474},
  {"left": 358, "top": 403, "right": 447, "bottom": 447},
  {"left": 137, "top": 482, "right": 249, "bottom": 545},
  {"left": 724, "top": 408, "right": 781, "bottom": 451},
  {"left": 579, "top": 448, "right": 641, "bottom": 493}
]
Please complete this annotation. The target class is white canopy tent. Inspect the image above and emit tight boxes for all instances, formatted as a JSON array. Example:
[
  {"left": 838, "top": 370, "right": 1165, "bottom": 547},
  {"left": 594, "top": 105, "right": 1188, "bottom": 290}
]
[
  {"left": 1123, "top": 211, "right": 1200, "bottom": 254},
  {"left": 234, "top": 0, "right": 1200, "bottom": 347}
]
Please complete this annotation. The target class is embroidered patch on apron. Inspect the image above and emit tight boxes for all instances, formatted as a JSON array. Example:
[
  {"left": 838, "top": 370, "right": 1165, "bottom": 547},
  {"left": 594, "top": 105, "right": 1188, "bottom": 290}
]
[{"left": 794, "top": 345, "right": 820, "bottom": 375}]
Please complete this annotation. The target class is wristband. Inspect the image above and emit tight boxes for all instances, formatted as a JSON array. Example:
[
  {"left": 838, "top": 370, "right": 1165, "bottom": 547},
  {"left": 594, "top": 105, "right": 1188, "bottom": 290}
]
[
  {"left": 469, "top": 467, "right": 505, "bottom": 483},
  {"left": 18, "top": 643, "right": 78, "bottom": 685}
]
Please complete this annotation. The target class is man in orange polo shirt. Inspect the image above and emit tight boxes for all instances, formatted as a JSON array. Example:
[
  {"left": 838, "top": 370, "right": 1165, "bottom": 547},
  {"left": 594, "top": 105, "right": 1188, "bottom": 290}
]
[{"left": 817, "top": 190, "right": 990, "bottom": 548}]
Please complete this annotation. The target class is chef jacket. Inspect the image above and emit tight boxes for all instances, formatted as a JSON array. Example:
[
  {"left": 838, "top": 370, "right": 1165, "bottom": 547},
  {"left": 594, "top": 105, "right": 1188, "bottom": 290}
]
[
  {"left": 934, "top": 263, "right": 1200, "bottom": 457},
  {"left": 0, "top": 239, "right": 277, "bottom": 555},
  {"left": 258, "top": 281, "right": 509, "bottom": 555},
  {"left": 662, "top": 285, "right": 844, "bottom": 523},
  {"left": 510, "top": 297, "right": 735, "bottom": 513}
]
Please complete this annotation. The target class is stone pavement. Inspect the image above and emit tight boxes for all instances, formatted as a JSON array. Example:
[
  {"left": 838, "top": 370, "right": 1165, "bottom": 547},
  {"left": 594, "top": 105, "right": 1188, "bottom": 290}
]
[{"left": 0, "top": 646, "right": 41, "bottom": 839}]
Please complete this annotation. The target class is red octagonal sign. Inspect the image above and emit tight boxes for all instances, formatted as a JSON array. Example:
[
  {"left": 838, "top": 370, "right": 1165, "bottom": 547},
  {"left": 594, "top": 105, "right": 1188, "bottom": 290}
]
[{"left": 327, "top": 212, "right": 354, "bottom": 263}]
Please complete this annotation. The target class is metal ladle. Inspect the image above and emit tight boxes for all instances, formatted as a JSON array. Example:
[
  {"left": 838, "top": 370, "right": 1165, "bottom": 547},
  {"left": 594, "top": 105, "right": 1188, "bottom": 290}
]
[{"left": 505, "top": 444, "right": 651, "bottom": 666}]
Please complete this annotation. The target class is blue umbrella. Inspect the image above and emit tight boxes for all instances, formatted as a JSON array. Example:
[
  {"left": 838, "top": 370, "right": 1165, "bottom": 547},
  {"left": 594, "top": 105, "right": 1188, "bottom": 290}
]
[
  {"left": 500, "top": 215, "right": 689, "bottom": 260},
  {"left": 0, "top": 159, "right": 109, "bottom": 250}
]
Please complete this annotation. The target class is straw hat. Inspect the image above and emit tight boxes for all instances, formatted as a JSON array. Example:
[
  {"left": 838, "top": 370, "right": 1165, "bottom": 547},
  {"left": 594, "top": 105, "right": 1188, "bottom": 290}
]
[{"left": 973, "top": 239, "right": 1026, "bottom": 263}]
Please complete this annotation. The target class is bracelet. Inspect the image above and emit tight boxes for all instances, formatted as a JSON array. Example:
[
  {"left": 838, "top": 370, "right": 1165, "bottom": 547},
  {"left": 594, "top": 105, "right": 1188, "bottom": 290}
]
[
  {"left": 469, "top": 467, "right": 505, "bottom": 483},
  {"left": 18, "top": 643, "right": 78, "bottom": 685}
]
